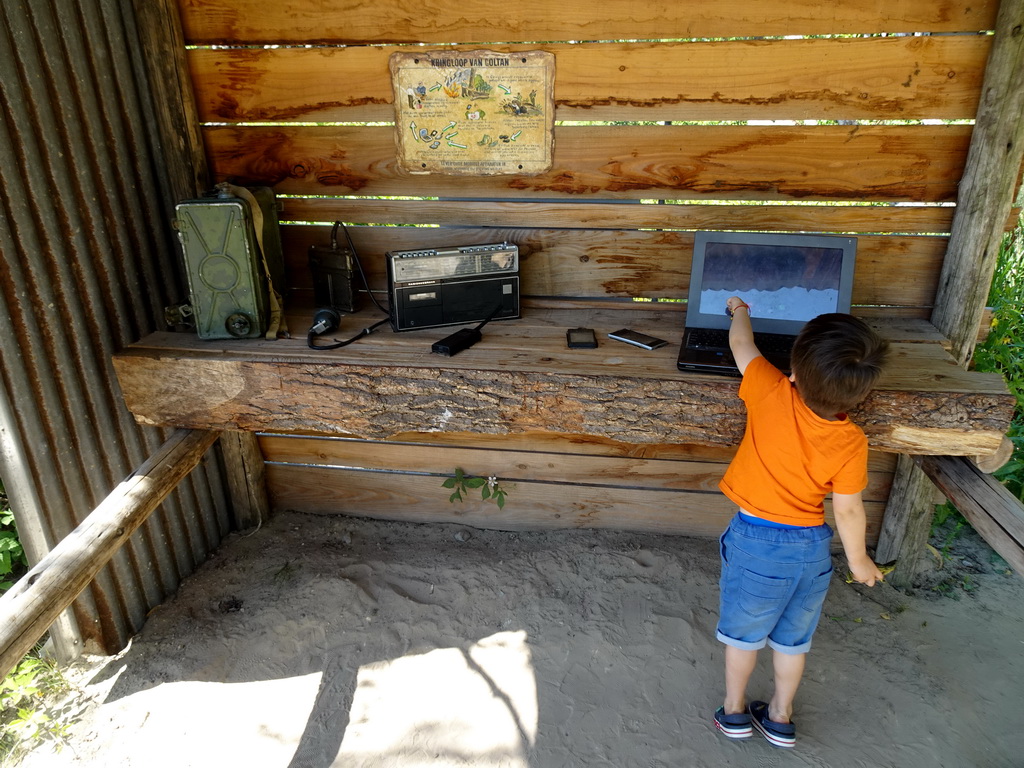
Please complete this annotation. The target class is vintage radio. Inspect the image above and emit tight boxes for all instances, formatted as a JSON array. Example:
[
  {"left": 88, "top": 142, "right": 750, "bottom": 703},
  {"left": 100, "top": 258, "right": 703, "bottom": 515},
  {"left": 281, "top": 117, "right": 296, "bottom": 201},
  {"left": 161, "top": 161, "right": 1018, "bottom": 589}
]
[{"left": 386, "top": 242, "right": 520, "bottom": 331}]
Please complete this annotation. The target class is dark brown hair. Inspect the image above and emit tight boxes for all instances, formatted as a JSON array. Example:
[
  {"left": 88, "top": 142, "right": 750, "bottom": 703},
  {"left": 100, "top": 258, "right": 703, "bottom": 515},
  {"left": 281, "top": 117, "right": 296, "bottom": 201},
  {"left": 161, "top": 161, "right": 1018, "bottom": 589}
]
[{"left": 790, "top": 314, "right": 889, "bottom": 417}]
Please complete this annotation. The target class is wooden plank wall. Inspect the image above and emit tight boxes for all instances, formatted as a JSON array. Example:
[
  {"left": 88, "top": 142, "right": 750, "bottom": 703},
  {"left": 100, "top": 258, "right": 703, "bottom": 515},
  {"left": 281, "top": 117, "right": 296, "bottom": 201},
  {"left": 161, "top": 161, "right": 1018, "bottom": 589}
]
[{"left": 176, "top": 0, "right": 1021, "bottom": 541}]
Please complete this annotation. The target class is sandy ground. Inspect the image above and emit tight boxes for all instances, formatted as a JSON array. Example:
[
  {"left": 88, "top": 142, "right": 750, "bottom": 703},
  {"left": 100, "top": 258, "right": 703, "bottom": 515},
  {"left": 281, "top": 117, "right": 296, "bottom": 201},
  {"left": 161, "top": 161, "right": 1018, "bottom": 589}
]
[{"left": 12, "top": 509, "right": 1024, "bottom": 768}]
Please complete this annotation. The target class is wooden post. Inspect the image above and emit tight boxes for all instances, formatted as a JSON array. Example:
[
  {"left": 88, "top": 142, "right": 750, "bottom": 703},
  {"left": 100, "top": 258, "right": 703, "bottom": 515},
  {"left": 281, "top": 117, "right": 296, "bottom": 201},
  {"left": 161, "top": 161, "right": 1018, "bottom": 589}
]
[
  {"left": 882, "top": 0, "right": 1024, "bottom": 581},
  {"left": 875, "top": 455, "right": 940, "bottom": 587},
  {"left": 0, "top": 430, "right": 219, "bottom": 681},
  {"left": 130, "top": 0, "right": 209, "bottom": 217},
  {"left": 220, "top": 431, "right": 271, "bottom": 529},
  {"left": 931, "top": 0, "right": 1024, "bottom": 365},
  {"left": 132, "top": 0, "right": 272, "bottom": 530}
]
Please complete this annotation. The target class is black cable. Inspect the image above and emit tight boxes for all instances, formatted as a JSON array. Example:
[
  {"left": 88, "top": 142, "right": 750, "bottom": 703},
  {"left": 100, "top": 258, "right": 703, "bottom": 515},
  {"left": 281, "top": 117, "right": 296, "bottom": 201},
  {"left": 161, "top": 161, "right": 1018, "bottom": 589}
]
[
  {"left": 473, "top": 301, "right": 504, "bottom": 332},
  {"left": 308, "top": 316, "right": 391, "bottom": 350},
  {"left": 306, "top": 221, "right": 392, "bottom": 350},
  {"left": 339, "top": 222, "right": 391, "bottom": 317}
]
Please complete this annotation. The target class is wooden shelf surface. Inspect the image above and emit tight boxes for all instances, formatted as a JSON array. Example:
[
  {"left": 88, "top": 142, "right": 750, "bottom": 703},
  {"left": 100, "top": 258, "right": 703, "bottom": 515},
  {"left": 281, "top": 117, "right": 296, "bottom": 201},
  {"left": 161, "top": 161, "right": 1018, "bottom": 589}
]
[{"left": 112, "top": 309, "right": 1013, "bottom": 456}]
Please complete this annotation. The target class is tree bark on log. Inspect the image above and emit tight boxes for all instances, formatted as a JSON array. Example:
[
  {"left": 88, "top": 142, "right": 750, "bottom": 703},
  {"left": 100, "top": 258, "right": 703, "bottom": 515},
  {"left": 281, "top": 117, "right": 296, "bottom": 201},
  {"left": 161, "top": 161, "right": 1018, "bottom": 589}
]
[{"left": 111, "top": 342, "right": 1014, "bottom": 456}]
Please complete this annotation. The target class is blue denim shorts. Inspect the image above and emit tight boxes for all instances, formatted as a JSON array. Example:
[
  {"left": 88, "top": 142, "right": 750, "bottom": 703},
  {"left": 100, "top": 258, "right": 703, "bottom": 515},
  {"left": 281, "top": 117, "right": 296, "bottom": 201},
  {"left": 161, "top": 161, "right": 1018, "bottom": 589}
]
[{"left": 716, "top": 512, "right": 834, "bottom": 655}]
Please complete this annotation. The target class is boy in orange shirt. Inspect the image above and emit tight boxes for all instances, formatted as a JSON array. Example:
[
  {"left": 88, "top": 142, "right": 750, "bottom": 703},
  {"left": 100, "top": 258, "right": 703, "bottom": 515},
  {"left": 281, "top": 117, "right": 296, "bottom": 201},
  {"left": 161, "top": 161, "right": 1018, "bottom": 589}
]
[{"left": 712, "top": 296, "right": 889, "bottom": 749}]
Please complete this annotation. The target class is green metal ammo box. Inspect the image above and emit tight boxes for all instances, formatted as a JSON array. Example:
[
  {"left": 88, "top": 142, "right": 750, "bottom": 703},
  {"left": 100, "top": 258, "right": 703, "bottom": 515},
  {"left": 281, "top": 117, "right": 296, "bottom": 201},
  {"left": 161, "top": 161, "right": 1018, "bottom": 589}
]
[{"left": 174, "top": 187, "right": 285, "bottom": 340}]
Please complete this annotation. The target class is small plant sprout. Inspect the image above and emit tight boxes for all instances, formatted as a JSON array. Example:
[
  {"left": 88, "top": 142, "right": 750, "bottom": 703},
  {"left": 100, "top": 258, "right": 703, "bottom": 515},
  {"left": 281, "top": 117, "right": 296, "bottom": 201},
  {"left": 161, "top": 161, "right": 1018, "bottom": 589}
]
[{"left": 442, "top": 468, "right": 509, "bottom": 509}]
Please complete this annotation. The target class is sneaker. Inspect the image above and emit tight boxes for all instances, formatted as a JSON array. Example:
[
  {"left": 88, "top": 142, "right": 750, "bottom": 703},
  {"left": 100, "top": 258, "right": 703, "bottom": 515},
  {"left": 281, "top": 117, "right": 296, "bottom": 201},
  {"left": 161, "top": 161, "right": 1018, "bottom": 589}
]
[
  {"left": 748, "top": 700, "right": 796, "bottom": 748},
  {"left": 714, "top": 706, "right": 752, "bottom": 739}
]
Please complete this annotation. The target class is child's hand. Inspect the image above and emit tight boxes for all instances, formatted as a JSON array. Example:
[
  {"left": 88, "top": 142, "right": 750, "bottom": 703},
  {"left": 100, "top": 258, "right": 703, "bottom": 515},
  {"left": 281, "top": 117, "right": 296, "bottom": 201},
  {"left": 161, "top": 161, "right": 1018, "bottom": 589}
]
[
  {"left": 725, "top": 296, "right": 750, "bottom": 316},
  {"left": 847, "top": 555, "right": 885, "bottom": 587}
]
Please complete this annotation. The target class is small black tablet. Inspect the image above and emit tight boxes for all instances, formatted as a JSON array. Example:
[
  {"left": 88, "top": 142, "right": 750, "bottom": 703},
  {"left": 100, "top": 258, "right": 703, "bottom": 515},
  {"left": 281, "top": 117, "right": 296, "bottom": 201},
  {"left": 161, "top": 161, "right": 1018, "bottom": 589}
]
[{"left": 566, "top": 327, "right": 598, "bottom": 349}]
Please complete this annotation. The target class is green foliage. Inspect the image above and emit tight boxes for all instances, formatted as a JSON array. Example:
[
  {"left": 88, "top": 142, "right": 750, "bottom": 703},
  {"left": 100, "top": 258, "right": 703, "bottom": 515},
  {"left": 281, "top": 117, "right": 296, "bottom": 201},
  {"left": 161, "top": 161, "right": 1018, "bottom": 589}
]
[
  {"left": 0, "top": 503, "right": 28, "bottom": 593},
  {"left": 1, "top": 485, "right": 74, "bottom": 762},
  {"left": 1, "top": 653, "right": 72, "bottom": 762},
  {"left": 931, "top": 500, "right": 963, "bottom": 531},
  {"left": 442, "top": 467, "right": 509, "bottom": 509},
  {"left": 974, "top": 217, "right": 1024, "bottom": 502},
  {"left": 931, "top": 501, "right": 968, "bottom": 558},
  {"left": 926, "top": 218, "right": 1024, "bottom": 563}
]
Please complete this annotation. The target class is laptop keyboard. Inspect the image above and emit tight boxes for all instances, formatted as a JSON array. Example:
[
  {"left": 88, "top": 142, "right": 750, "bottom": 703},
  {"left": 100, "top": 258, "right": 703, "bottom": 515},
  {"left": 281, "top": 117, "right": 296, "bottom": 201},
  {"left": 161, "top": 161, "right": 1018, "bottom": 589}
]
[
  {"left": 687, "top": 328, "right": 795, "bottom": 357},
  {"left": 686, "top": 328, "right": 729, "bottom": 349}
]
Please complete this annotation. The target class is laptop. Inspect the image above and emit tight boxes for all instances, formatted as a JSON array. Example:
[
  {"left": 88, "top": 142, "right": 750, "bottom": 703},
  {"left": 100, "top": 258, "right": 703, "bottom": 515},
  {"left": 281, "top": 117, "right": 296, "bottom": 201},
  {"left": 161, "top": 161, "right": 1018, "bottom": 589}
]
[{"left": 676, "top": 231, "right": 857, "bottom": 376}]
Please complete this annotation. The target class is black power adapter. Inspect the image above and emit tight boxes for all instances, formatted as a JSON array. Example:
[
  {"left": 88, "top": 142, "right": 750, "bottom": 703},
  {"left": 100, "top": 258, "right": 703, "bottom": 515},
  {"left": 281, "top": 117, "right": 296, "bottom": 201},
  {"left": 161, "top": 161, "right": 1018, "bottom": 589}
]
[
  {"left": 431, "top": 327, "right": 481, "bottom": 356},
  {"left": 430, "top": 302, "right": 503, "bottom": 356}
]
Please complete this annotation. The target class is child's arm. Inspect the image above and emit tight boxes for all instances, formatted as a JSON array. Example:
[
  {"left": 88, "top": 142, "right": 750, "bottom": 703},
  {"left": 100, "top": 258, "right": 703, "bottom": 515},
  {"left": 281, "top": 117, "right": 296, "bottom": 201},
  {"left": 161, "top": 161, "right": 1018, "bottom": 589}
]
[
  {"left": 832, "top": 491, "right": 885, "bottom": 586},
  {"left": 725, "top": 296, "right": 761, "bottom": 375}
]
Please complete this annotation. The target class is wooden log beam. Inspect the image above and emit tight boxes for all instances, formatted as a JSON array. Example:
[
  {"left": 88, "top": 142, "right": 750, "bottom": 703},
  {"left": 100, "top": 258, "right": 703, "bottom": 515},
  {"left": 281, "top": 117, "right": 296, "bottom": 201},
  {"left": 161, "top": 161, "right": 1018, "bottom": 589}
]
[
  {"left": 931, "top": 0, "right": 1024, "bottom": 366},
  {"left": 975, "top": 434, "right": 1015, "bottom": 473},
  {"left": 110, "top": 320, "right": 1015, "bottom": 456},
  {"left": 0, "top": 430, "right": 219, "bottom": 680},
  {"left": 916, "top": 454, "right": 1024, "bottom": 576}
]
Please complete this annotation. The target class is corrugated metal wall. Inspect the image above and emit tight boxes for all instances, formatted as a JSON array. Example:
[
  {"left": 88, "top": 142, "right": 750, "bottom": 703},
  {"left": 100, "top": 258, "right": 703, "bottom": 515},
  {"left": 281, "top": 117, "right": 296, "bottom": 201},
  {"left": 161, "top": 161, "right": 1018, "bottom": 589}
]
[{"left": 0, "top": 0, "right": 232, "bottom": 658}]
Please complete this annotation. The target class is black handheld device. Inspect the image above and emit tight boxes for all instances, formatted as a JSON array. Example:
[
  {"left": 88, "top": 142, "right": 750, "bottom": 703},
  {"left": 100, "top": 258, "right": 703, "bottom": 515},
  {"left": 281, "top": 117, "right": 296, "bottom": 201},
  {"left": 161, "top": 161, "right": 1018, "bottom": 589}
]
[
  {"left": 566, "top": 327, "right": 598, "bottom": 349},
  {"left": 608, "top": 328, "right": 669, "bottom": 350}
]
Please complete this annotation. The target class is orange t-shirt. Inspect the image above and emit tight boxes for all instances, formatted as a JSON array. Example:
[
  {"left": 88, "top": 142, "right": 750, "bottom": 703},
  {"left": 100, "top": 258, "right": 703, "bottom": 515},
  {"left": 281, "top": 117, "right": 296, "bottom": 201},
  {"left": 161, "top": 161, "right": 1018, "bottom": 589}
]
[{"left": 719, "top": 356, "right": 869, "bottom": 526}]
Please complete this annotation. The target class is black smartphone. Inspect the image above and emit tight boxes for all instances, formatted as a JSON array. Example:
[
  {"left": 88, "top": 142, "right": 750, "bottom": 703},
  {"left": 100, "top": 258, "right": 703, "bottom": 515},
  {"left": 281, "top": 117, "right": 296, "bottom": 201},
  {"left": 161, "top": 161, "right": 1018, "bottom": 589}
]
[
  {"left": 566, "top": 327, "right": 598, "bottom": 349},
  {"left": 607, "top": 328, "right": 669, "bottom": 350}
]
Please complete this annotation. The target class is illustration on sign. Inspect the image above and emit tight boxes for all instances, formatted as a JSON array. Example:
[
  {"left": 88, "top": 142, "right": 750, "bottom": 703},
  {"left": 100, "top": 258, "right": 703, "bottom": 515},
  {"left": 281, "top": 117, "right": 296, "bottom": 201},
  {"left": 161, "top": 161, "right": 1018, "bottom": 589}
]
[{"left": 390, "top": 50, "right": 555, "bottom": 176}]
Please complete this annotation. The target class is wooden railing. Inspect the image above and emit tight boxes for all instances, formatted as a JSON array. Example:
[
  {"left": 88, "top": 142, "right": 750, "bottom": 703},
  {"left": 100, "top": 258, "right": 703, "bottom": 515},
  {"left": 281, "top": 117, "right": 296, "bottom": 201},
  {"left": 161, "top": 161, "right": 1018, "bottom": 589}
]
[
  {"left": 0, "top": 430, "right": 219, "bottom": 679},
  {"left": 917, "top": 455, "right": 1024, "bottom": 575}
]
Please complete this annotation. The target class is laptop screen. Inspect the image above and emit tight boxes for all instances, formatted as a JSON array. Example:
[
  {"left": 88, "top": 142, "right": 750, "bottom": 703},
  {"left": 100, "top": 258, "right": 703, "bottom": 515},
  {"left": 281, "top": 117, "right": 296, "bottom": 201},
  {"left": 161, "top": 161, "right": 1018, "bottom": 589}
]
[
  {"left": 698, "top": 242, "right": 844, "bottom": 321},
  {"left": 687, "top": 231, "right": 857, "bottom": 334}
]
